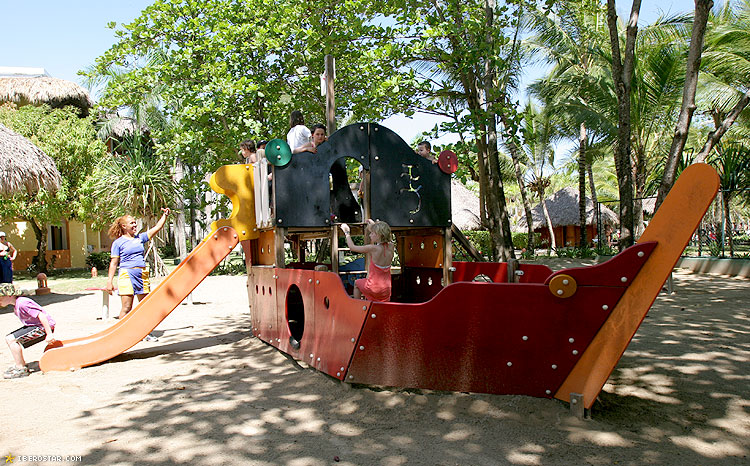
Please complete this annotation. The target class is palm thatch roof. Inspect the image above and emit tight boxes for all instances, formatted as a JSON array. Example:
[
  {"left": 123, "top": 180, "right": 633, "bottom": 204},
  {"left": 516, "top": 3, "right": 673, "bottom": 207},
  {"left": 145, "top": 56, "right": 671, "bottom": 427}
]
[
  {"left": 518, "top": 187, "right": 618, "bottom": 230},
  {"left": 0, "top": 123, "right": 62, "bottom": 195},
  {"left": 452, "top": 180, "right": 481, "bottom": 230},
  {"left": 0, "top": 77, "right": 93, "bottom": 115},
  {"left": 99, "top": 114, "right": 150, "bottom": 140}
]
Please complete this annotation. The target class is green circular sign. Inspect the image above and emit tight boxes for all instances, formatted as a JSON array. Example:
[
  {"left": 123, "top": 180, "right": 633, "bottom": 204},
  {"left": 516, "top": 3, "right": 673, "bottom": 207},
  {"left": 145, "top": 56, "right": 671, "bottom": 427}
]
[{"left": 265, "top": 138, "right": 292, "bottom": 166}]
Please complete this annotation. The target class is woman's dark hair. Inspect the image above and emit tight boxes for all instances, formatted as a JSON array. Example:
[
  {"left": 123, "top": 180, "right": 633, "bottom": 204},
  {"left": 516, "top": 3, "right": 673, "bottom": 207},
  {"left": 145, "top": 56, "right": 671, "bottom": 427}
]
[
  {"left": 311, "top": 124, "right": 326, "bottom": 135},
  {"left": 289, "top": 110, "right": 305, "bottom": 128},
  {"left": 240, "top": 139, "right": 256, "bottom": 151}
]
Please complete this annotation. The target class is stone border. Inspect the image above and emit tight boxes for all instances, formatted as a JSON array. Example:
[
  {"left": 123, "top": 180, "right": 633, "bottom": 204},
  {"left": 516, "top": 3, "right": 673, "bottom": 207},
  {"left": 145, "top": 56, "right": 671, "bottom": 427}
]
[{"left": 676, "top": 256, "right": 750, "bottom": 278}]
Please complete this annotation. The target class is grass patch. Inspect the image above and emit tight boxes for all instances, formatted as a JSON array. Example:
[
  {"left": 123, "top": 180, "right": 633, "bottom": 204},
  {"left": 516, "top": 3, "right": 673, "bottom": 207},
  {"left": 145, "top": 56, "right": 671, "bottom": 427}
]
[{"left": 13, "top": 263, "right": 180, "bottom": 294}]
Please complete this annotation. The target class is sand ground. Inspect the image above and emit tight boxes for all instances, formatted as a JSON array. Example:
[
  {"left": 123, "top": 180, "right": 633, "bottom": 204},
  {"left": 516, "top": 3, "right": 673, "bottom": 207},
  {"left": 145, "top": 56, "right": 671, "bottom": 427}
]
[{"left": 0, "top": 267, "right": 748, "bottom": 466}]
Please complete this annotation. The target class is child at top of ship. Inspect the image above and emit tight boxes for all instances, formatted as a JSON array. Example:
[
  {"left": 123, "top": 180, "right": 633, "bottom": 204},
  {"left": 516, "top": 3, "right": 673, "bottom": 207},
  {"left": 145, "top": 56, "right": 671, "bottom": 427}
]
[{"left": 339, "top": 219, "right": 394, "bottom": 302}]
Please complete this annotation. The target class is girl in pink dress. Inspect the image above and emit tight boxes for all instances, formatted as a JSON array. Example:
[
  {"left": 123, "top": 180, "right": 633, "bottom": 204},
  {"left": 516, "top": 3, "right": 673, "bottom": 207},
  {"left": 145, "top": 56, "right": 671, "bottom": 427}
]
[{"left": 340, "top": 219, "right": 394, "bottom": 301}]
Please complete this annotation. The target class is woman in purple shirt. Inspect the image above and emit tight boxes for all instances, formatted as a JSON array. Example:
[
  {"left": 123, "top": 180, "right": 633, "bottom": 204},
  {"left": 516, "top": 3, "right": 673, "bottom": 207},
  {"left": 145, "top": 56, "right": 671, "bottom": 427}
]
[{"left": 105, "top": 208, "right": 170, "bottom": 321}]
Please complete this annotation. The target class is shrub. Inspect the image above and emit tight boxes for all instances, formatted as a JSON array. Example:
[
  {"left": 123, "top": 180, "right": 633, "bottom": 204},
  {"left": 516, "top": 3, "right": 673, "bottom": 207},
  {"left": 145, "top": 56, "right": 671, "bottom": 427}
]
[
  {"left": 707, "top": 239, "right": 723, "bottom": 257},
  {"left": 553, "top": 247, "right": 596, "bottom": 259},
  {"left": 210, "top": 257, "right": 246, "bottom": 275},
  {"left": 594, "top": 244, "right": 618, "bottom": 256},
  {"left": 159, "top": 243, "right": 177, "bottom": 258},
  {"left": 86, "top": 251, "right": 111, "bottom": 270},
  {"left": 512, "top": 232, "right": 542, "bottom": 250},
  {"left": 452, "top": 230, "right": 492, "bottom": 261}
]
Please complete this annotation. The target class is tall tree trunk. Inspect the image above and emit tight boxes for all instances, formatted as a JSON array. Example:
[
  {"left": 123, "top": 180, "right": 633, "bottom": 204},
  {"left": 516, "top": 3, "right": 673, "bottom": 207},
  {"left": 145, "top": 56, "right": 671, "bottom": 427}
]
[
  {"left": 174, "top": 160, "right": 188, "bottom": 260},
  {"left": 485, "top": 119, "right": 515, "bottom": 261},
  {"left": 694, "top": 89, "right": 750, "bottom": 163},
  {"left": 634, "top": 148, "right": 646, "bottom": 237},
  {"left": 477, "top": 141, "right": 489, "bottom": 228},
  {"left": 655, "top": 0, "right": 713, "bottom": 209},
  {"left": 606, "top": 0, "right": 641, "bottom": 249},
  {"left": 483, "top": 0, "right": 515, "bottom": 261},
  {"left": 539, "top": 189, "right": 556, "bottom": 253},
  {"left": 26, "top": 218, "right": 49, "bottom": 274},
  {"left": 723, "top": 193, "right": 735, "bottom": 257},
  {"left": 578, "top": 123, "right": 588, "bottom": 248},
  {"left": 507, "top": 133, "right": 535, "bottom": 252}
]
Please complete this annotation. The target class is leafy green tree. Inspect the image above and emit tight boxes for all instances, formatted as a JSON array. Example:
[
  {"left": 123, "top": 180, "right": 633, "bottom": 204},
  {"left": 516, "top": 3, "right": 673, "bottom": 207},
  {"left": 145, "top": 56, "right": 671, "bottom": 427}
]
[
  {"left": 0, "top": 105, "right": 107, "bottom": 273},
  {"left": 86, "top": 0, "right": 419, "bottom": 257},
  {"left": 395, "top": 0, "right": 527, "bottom": 261},
  {"left": 87, "top": 0, "right": 410, "bottom": 171}
]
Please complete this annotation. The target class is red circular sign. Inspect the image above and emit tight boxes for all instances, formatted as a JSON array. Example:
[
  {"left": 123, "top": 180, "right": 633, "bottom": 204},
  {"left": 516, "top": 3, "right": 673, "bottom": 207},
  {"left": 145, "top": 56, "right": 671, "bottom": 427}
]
[{"left": 438, "top": 150, "right": 458, "bottom": 174}]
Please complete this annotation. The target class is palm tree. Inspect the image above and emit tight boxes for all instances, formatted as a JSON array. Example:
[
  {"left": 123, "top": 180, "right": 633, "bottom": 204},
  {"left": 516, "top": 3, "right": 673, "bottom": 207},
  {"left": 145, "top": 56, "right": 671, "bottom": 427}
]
[
  {"left": 709, "top": 143, "right": 750, "bottom": 257},
  {"left": 89, "top": 133, "right": 178, "bottom": 276},
  {"left": 693, "top": 0, "right": 750, "bottom": 162},
  {"left": 519, "top": 102, "right": 558, "bottom": 252},
  {"left": 530, "top": 4, "right": 696, "bottom": 240},
  {"left": 527, "top": 0, "right": 613, "bottom": 247}
]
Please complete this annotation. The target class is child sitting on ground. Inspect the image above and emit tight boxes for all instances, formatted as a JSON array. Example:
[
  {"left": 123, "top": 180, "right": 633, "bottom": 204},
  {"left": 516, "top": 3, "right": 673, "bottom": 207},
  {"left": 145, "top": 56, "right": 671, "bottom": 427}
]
[
  {"left": 1, "top": 284, "right": 56, "bottom": 379},
  {"left": 340, "top": 219, "right": 394, "bottom": 302}
]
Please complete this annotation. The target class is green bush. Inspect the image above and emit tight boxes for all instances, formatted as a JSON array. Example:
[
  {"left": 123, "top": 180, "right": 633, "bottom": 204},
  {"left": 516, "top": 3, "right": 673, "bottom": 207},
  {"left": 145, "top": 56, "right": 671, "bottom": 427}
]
[
  {"left": 553, "top": 246, "right": 597, "bottom": 259},
  {"left": 86, "top": 251, "right": 111, "bottom": 270},
  {"left": 707, "top": 239, "right": 723, "bottom": 257},
  {"left": 512, "top": 232, "right": 542, "bottom": 250},
  {"left": 159, "top": 242, "right": 177, "bottom": 258},
  {"left": 210, "top": 257, "right": 246, "bottom": 275},
  {"left": 452, "top": 230, "right": 491, "bottom": 261}
]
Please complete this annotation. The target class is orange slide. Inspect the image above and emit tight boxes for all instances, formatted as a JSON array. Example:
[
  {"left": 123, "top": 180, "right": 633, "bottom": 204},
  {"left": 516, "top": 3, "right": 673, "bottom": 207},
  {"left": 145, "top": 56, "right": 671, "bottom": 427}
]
[
  {"left": 40, "top": 164, "right": 259, "bottom": 372},
  {"left": 39, "top": 227, "right": 239, "bottom": 372}
]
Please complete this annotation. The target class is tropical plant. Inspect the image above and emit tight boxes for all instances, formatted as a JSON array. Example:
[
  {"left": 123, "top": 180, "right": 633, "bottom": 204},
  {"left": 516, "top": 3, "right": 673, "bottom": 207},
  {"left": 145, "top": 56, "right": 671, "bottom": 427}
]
[
  {"left": 83, "top": 132, "right": 178, "bottom": 275},
  {"left": 526, "top": 0, "right": 612, "bottom": 247},
  {"left": 693, "top": 0, "right": 750, "bottom": 163},
  {"left": 708, "top": 142, "right": 750, "bottom": 257},
  {"left": 519, "top": 101, "right": 558, "bottom": 252}
]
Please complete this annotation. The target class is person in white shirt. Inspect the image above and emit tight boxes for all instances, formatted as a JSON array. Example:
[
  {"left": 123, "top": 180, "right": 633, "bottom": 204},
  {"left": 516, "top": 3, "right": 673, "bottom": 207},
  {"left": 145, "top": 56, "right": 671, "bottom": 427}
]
[{"left": 287, "top": 110, "right": 316, "bottom": 154}]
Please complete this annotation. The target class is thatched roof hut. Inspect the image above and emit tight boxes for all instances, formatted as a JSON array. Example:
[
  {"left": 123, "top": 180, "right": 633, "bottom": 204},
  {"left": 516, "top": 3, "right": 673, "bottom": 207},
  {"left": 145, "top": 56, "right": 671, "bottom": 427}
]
[
  {"left": 0, "top": 77, "right": 93, "bottom": 115},
  {"left": 519, "top": 187, "right": 619, "bottom": 229},
  {"left": 451, "top": 180, "right": 481, "bottom": 230},
  {"left": 0, "top": 122, "right": 62, "bottom": 195},
  {"left": 98, "top": 114, "right": 151, "bottom": 139}
]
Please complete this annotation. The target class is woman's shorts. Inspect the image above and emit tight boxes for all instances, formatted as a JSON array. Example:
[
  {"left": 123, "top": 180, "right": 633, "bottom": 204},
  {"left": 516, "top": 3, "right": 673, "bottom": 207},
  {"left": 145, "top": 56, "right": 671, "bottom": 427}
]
[
  {"left": 8, "top": 325, "right": 47, "bottom": 348},
  {"left": 117, "top": 267, "right": 150, "bottom": 295}
]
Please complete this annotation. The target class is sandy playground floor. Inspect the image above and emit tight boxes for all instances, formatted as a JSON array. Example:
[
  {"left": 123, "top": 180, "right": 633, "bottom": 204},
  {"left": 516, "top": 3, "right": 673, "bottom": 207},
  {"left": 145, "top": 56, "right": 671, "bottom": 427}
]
[{"left": 0, "top": 265, "right": 748, "bottom": 465}]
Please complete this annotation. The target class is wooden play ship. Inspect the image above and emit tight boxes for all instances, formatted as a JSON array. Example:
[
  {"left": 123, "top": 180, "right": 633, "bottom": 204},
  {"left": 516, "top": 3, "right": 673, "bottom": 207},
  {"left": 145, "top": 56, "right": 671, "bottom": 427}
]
[{"left": 215, "top": 123, "right": 719, "bottom": 410}]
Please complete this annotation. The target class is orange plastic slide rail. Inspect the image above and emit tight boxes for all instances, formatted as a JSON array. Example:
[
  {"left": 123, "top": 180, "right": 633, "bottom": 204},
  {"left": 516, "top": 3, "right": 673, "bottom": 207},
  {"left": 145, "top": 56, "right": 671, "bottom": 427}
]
[
  {"left": 554, "top": 163, "right": 719, "bottom": 408},
  {"left": 39, "top": 227, "right": 239, "bottom": 372}
]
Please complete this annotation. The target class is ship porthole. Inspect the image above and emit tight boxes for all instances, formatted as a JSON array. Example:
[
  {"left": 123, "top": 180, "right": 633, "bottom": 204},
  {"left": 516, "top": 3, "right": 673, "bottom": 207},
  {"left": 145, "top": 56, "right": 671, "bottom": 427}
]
[{"left": 286, "top": 284, "right": 305, "bottom": 344}]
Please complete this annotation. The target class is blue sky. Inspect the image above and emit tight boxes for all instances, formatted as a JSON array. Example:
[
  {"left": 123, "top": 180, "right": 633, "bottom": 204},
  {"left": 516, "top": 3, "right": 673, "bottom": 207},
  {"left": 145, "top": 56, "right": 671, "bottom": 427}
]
[{"left": 1, "top": 0, "right": 700, "bottom": 143}]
